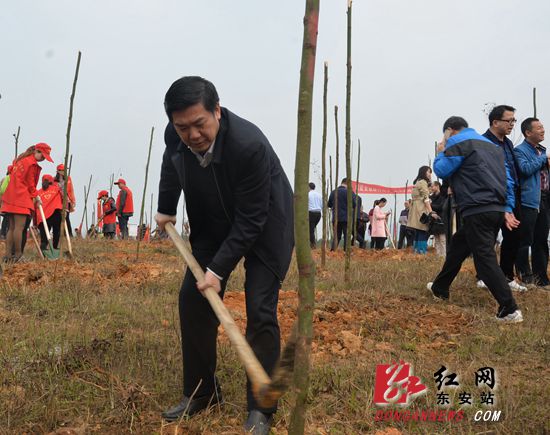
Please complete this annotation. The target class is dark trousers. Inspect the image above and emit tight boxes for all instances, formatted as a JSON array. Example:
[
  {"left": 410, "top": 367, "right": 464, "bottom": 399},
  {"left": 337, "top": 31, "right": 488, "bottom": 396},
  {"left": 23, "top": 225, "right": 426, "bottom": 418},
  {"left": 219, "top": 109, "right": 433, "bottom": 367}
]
[
  {"left": 431, "top": 212, "right": 517, "bottom": 316},
  {"left": 21, "top": 216, "right": 30, "bottom": 253},
  {"left": 118, "top": 215, "right": 130, "bottom": 239},
  {"left": 308, "top": 211, "right": 321, "bottom": 248},
  {"left": 499, "top": 209, "right": 521, "bottom": 281},
  {"left": 397, "top": 225, "right": 414, "bottom": 249},
  {"left": 179, "top": 251, "right": 280, "bottom": 413},
  {"left": 332, "top": 221, "right": 348, "bottom": 250},
  {"left": 372, "top": 237, "right": 386, "bottom": 250},
  {"left": 356, "top": 223, "right": 366, "bottom": 249},
  {"left": 39, "top": 210, "right": 62, "bottom": 250},
  {"left": 0, "top": 215, "right": 8, "bottom": 239},
  {"left": 516, "top": 204, "right": 550, "bottom": 285}
]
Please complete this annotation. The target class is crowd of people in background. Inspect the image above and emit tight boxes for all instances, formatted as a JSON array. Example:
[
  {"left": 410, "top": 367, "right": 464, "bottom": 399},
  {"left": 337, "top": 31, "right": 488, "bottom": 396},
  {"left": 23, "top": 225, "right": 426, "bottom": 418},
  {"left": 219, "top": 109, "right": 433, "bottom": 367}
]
[
  {"left": 1, "top": 102, "right": 546, "bottom": 327},
  {"left": 309, "top": 104, "right": 549, "bottom": 324},
  {"left": 0, "top": 144, "right": 135, "bottom": 263}
]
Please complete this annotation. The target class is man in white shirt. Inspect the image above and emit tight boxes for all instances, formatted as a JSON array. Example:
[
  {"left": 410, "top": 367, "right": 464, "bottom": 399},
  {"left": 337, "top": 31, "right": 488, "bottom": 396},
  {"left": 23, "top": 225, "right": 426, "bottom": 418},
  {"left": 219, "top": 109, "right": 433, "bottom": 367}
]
[{"left": 308, "top": 182, "right": 323, "bottom": 248}]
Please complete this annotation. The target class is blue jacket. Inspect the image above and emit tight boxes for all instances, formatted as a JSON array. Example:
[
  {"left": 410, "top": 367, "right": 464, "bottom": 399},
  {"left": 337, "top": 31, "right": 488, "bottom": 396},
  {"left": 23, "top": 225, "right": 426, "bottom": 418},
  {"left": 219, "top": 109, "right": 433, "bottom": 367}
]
[
  {"left": 483, "top": 129, "right": 520, "bottom": 187},
  {"left": 514, "top": 140, "right": 548, "bottom": 209},
  {"left": 434, "top": 128, "right": 514, "bottom": 216},
  {"left": 327, "top": 185, "right": 357, "bottom": 222}
]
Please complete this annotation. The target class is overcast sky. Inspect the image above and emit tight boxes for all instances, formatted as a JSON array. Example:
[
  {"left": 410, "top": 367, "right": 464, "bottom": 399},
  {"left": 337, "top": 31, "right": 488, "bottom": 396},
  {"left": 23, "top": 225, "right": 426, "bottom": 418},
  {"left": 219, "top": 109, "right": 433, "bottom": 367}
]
[{"left": 2, "top": 0, "right": 549, "bottom": 223}]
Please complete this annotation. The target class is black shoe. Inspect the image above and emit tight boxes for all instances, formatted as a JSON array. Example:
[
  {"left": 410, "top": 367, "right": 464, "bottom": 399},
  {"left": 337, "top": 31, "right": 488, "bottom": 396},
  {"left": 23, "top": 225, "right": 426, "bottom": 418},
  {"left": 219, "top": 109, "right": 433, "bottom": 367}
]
[
  {"left": 243, "top": 410, "right": 273, "bottom": 434},
  {"left": 427, "top": 282, "right": 448, "bottom": 300},
  {"left": 162, "top": 392, "right": 223, "bottom": 422}
]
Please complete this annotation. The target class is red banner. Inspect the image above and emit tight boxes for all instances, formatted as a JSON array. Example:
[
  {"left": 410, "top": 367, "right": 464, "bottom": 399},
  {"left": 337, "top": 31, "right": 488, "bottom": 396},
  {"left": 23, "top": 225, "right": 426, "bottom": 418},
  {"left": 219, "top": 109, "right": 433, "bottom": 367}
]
[{"left": 351, "top": 181, "right": 413, "bottom": 195}]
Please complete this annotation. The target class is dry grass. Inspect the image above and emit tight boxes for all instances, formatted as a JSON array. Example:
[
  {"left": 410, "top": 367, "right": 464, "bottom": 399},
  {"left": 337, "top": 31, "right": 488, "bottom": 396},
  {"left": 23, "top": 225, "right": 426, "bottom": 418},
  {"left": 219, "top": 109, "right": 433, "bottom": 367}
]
[{"left": 0, "top": 240, "right": 548, "bottom": 434}]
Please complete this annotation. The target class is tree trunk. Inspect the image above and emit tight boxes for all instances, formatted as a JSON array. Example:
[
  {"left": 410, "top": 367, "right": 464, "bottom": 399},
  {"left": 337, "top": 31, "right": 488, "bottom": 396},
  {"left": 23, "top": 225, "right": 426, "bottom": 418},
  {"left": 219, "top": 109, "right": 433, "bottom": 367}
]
[
  {"left": 79, "top": 174, "right": 92, "bottom": 235},
  {"left": 353, "top": 139, "right": 360, "bottom": 246},
  {"left": 533, "top": 87, "right": 537, "bottom": 117},
  {"left": 288, "top": 0, "right": 319, "bottom": 433},
  {"left": 344, "top": 0, "right": 353, "bottom": 282},
  {"left": 321, "top": 61, "right": 328, "bottom": 268},
  {"left": 393, "top": 193, "right": 397, "bottom": 247},
  {"left": 333, "top": 105, "right": 340, "bottom": 251},
  {"left": 68, "top": 154, "right": 73, "bottom": 177},
  {"left": 150, "top": 193, "right": 154, "bottom": 229},
  {"left": 329, "top": 155, "right": 333, "bottom": 243},
  {"left": 109, "top": 173, "right": 114, "bottom": 197},
  {"left": 60, "top": 51, "right": 81, "bottom": 258},
  {"left": 13, "top": 126, "right": 20, "bottom": 160},
  {"left": 136, "top": 127, "right": 154, "bottom": 259}
]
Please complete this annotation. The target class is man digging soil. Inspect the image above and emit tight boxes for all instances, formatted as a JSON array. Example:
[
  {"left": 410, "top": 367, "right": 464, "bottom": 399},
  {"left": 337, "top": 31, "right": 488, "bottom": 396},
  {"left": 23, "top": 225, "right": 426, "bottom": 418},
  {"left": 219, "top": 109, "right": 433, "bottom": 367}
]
[{"left": 155, "top": 76, "right": 294, "bottom": 434}]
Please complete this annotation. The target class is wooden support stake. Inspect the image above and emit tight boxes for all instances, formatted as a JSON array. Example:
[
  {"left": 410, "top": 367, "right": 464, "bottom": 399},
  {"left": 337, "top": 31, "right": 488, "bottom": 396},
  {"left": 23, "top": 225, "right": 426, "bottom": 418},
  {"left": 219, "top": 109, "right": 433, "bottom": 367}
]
[
  {"left": 60, "top": 51, "right": 81, "bottom": 259},
  {"left": 136, "top": 127, "right": 154, "bottom": 260},
  {"left": 13, "top": 126, "right": 20, "bottom": 160}
]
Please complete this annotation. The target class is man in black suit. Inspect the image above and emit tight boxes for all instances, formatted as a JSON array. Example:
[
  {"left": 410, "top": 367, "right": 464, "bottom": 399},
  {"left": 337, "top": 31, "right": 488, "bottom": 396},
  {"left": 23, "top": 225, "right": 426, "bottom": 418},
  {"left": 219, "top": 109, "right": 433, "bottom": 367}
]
[{"left": 155, "top": 76, "right": 294, "bottom": 434}]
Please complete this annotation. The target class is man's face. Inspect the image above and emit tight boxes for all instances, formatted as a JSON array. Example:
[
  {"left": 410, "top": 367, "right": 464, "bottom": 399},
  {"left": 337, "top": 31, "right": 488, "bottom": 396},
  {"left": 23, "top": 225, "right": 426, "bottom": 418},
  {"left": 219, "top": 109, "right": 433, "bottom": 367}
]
[
  {"left": 493, "top": 110, "right": 516, "bottom": 136},
  {"left": 526, "top": 120, "right": 545, "bottom": 144},
  {"left": 42, "top": 180, "right": 50, "bottom": 189},
  {"left": 172, "top": 103, "right": 221, "bottom": 153},
  {"left": 404, "top": 201, "right": 409, "bottom": 209}
]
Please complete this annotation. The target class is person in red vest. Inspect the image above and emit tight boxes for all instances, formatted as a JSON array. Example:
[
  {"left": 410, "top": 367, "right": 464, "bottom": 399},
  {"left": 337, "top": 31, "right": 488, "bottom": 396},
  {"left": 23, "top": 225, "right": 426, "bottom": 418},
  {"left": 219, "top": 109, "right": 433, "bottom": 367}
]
[
  {"left": 36, "top": 174, "right": 63, "bottom": 250},
  {"left": 1, "top": 143, "right": 53, "bottom": 262},
  {"left": 98, "top": 190, "right": 117, "bottom": 239},
  {"left": 55, "top": 163, "right": 76, "bottom": 237},
  {"left": 114, "top": 178, "right": 133, "bottom": 239}
]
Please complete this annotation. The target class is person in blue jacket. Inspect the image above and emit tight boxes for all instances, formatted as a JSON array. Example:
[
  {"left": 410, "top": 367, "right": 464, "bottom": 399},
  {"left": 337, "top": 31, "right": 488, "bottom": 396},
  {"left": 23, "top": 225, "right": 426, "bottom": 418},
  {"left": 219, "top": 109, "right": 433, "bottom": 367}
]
[
  {"left": 327, "top": 178, "right": 357, "bottom": 250},
  {"left": 427, "top": 116, "right": 523, "bottom": 323},
  {"left": 514, "top": 117, "right": 549, "bottom": 287}
]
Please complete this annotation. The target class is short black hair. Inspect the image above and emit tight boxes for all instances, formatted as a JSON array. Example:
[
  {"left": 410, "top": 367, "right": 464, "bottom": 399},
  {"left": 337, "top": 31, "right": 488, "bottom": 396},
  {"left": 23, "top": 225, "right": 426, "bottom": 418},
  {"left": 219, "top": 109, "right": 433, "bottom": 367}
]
[
  {"left": 379, "top": 197, "right": 387, "bottom": 203},
  {"left": 432, "top": 180, "right": 441, "bottom": 187},
  {"left": 488, "top": 105, "right": 516, "bottom": 126},
  {"left": 443, "top": 116, "right": 468, "bottom": 132},
  {"left": 164, "top": 76, "right": 219, "bottom": 121},
  {"left": 341, "top": 178, "right": 348, "bottom": 184},
  {"left": 309, "top": 182, "right": 315, "bottom": 190},
  {"left": 521, "top": 117, "right": 539, "bottom": 136}
]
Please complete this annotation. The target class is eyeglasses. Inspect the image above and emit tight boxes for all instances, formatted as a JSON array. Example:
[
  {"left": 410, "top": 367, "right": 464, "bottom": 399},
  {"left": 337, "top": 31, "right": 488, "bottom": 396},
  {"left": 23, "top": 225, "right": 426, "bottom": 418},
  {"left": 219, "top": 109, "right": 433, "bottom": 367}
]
[{"left": 498, "top": 118, "right": 517, "bottom": 125}]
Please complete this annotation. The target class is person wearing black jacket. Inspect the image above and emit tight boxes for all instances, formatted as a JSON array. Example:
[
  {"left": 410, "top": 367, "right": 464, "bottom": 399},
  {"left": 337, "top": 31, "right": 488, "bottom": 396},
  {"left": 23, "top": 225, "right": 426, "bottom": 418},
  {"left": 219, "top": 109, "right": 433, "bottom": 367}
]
[
  {"left": 155, "top": 76, "right": 294, "bottom": 434},
  {"left": 481, "top": 105, "right": 524, "bottom": 290},
  {"left": 428, "top": 116, "right": 522, "bottom": 323},
  {"left": 327, "top": 178, "right": 357, "bottom": 250}
]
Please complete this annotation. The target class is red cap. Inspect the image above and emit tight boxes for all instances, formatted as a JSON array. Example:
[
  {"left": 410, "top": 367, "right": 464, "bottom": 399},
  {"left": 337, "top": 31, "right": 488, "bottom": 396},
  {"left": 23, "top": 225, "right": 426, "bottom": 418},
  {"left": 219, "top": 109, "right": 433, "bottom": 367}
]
[
  {"left": 42, "top": 174, "right": 55, "bottom": 183},
  {"left": 56, "top": 164, "right": 65, "bottom": 171},
  {"left": 97, "top": 190, "right": 109, "bottom": 200},
  {"left": 34, "top": 142, "right": 54, "bottom": 163},
  {"left": 114, "top": 178, "right": 126, "bottom": 185}
]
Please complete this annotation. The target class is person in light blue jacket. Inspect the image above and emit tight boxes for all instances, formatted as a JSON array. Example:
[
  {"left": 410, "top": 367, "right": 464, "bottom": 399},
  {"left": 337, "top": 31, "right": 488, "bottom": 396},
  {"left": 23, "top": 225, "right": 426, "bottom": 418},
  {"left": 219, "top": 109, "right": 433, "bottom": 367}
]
[{"left": 514, "top": 117, "right": 549, "bottom": 287}]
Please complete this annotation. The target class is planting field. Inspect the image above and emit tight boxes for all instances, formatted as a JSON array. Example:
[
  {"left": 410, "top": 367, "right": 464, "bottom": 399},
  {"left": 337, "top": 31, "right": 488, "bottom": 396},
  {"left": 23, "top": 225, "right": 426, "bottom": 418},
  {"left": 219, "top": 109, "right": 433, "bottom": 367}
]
[{"left": 0, "top": 240, "right": 548, "bottom": 434}]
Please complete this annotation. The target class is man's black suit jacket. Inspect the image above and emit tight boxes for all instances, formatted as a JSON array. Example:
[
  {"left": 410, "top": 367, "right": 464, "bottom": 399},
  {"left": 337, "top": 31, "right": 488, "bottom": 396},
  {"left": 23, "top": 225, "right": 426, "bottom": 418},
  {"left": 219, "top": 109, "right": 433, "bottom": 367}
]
[{"left": 158, "top": 107, "right": 294, "bottom": 281}]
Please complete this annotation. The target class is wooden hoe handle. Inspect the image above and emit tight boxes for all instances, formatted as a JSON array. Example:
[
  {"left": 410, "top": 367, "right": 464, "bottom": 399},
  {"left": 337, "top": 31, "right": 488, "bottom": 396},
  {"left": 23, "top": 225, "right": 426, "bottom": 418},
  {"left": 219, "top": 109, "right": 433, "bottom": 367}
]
[
  {"left": 164, "top": 223, "right": 271, "bottom": 396},
  {"left": 37, "top": 203, "right": 52, "bottom": 241}
]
